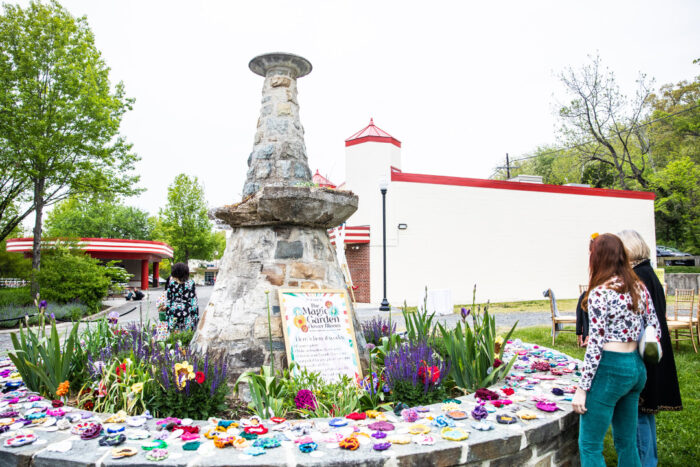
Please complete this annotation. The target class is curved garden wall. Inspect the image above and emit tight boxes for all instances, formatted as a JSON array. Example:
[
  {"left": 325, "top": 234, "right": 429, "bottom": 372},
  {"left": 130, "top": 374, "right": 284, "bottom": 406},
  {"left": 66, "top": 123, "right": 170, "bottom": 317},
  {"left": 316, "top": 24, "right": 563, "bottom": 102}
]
[{"left": 0, "top": 342, "right": 581, "bottom": 467}]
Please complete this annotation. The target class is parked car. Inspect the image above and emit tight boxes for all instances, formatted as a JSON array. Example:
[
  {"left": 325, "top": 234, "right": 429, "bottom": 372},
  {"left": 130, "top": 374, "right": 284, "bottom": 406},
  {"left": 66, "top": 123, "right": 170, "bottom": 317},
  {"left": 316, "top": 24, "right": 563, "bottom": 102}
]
[{"left": 656, "top": 245, "right": 694, "bottom": 266}]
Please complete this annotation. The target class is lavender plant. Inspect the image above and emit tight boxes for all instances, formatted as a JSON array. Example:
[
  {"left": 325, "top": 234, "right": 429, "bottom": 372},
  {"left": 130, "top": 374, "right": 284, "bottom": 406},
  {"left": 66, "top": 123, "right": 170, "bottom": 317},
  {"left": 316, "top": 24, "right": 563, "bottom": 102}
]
[
  {"left": 361, "top": 317, "right": 396, "bottom": 346},
  {"left": 383, "top": 341, "right": 450, "bottom": 406}
]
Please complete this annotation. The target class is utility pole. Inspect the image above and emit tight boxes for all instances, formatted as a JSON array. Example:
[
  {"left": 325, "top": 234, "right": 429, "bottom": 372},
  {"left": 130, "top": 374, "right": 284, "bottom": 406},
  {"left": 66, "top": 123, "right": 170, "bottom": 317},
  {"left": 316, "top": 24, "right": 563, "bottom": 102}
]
[{"left": 506, "top": 153, "right": 511, "bottom": 179}]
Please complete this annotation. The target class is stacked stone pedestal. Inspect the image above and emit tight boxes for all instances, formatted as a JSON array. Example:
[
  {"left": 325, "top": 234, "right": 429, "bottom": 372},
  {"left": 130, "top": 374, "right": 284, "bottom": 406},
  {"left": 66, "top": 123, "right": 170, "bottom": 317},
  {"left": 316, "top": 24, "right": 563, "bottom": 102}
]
[
  {"left": 192, "top": 53, "right": 365, "bottom": 380},
  {"left": 193, "top": 225, "right": 362, "bottom": 377}
]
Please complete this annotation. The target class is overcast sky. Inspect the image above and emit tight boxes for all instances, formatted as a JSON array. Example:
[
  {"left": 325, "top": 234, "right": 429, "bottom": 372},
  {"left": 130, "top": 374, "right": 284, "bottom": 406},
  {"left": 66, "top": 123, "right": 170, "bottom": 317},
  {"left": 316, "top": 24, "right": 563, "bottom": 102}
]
[{"left": 17, "top": 0, "right": 700, "bottom": 217}]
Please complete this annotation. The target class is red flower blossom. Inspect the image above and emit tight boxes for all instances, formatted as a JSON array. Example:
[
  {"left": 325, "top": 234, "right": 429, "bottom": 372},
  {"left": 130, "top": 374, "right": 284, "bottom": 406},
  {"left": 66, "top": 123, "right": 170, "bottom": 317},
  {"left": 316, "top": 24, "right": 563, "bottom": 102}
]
[
  {"left": 493, "top": 358, "right": 503, "bottom": 369},
  {"left": 83, "top": 401, "right": 94, "bottom": 411},
  {"left": 417, "top": 365, "right": 440, "bottom": 384},
  {"left": 116, "top": 362, "right": 126, "bottom": 382},
  {"left": 502, "top": 388, "right": 515, "bottom": 396},
  {"left": 195, "top": 371, "right": 205, "bottom": 384}
]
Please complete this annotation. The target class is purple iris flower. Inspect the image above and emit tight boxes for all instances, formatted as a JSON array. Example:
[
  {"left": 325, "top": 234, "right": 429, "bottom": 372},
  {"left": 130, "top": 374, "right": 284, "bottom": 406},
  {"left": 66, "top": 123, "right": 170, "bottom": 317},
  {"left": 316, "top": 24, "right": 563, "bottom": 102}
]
[{"left": 39, "top": 300, "right": 47, "bottom": 310}]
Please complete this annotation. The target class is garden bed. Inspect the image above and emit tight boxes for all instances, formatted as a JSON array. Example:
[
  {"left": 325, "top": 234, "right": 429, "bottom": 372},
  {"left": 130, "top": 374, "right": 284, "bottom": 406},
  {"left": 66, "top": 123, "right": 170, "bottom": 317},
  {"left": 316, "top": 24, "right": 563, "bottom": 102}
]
[
  {"left": 0, "top": 339, "right": 582, "bottom": 466},
  {"left": 0, "top": 303, "right": 584, "bottom": 466}
]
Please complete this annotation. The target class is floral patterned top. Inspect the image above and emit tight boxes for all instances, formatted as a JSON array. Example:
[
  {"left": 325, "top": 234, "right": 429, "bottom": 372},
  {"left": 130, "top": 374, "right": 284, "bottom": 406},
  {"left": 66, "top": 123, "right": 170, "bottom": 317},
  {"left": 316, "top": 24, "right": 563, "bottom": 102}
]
[
  {"left": 166, "top": 279, "right": 199, "bottom": 332},
  {"left": 580, "top": 279, "right": 661, "bottom": 391}
]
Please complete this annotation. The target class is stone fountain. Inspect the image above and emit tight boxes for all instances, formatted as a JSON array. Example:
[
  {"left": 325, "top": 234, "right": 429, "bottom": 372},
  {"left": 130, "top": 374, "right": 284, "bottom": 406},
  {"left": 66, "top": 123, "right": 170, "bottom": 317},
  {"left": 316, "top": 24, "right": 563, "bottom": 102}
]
[{"left": 192, "top": 53, "right": 365, "bottom": 378}]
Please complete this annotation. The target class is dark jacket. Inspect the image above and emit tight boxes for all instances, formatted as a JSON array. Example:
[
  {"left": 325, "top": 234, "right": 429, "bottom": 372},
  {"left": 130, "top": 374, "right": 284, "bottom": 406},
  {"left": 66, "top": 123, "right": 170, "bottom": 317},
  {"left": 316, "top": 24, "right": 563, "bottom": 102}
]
[
  {"left": 634, "top": 259, "right": 683, "bottom": 413},
  {"left": 575, "top": 292, "right": 589, "bottom": 341}
]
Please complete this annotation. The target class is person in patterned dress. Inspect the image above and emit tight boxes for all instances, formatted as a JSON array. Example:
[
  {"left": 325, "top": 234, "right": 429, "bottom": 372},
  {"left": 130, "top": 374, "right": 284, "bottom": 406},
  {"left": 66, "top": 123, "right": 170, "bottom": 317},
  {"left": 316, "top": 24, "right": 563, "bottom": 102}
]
[{"left": 165, "top": 262, "right": 199, "bottom": 332}]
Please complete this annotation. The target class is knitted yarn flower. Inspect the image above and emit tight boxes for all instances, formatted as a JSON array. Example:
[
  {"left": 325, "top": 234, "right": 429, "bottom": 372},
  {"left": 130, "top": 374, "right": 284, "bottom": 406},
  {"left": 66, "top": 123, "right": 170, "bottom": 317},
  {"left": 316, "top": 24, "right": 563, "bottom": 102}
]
[
  {"left": 56, "top": 380, "right": 70, "bottom": 397},
  {"left": 294, "top": 389, "right": 317, "bottom": 410},
  {"left": 531, "top": 360, "right": 550, "bottom": 372},
  {"left": 401, "top": 408, "right": 419, "bottom": 423},
  {"left": 474, "top": 388, "right": 499, "bottom": 401},
  {"left": 471, "top": 400, "right": 488, "bottom": 421},
  {"left": 174, "top": 362, "right": 195, "bottom": 390}
]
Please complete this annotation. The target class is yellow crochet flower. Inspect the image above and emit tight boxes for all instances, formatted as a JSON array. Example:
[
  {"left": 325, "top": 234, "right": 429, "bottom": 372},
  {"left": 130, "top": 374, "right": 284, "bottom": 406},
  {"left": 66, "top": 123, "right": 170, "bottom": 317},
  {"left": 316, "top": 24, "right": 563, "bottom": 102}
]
[
  {"left": 174, "top": 361, "right": 195, "bottom": 390},
  {"left": 131, "top": 383, "right": 144, "bottom": 394}
]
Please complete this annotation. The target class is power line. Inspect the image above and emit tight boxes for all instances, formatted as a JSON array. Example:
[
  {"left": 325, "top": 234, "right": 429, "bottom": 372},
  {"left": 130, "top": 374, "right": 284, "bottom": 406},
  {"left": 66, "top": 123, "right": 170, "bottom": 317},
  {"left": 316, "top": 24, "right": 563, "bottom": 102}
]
[{"left": 508, "top": 103, "right": 699, "bottom": 164}]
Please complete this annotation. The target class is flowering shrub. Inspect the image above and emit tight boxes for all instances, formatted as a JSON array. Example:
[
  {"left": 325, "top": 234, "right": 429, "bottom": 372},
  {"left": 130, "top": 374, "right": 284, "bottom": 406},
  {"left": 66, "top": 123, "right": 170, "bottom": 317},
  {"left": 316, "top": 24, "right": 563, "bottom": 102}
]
[
  {"left": 82, "top": 321, "right": 228, "bottom": 419},
  {"left": 145, "top": 342, "right": 228, "bottom": 420},
  {"left": 383, "top": 341, "right": 449, "bottom": 406}
]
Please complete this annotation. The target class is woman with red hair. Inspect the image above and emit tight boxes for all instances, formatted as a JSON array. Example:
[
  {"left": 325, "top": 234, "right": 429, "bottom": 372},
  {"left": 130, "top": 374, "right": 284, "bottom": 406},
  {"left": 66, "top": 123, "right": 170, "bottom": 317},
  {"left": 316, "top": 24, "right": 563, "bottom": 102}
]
[{"left": 573, "top": 234, "right": 661, "bottom": 467}]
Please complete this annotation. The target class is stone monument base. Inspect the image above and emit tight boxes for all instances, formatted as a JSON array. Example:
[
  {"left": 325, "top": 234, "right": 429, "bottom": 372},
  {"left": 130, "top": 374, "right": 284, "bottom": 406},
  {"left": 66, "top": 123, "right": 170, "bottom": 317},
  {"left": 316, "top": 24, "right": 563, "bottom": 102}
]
[{"left": 191, "top": 225, "right": 364, "bottom": 379}]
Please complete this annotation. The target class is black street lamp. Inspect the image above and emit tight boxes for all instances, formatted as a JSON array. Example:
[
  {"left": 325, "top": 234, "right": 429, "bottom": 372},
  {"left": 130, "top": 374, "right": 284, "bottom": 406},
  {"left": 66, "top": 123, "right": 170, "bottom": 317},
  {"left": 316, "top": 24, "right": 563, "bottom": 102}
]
[{"left": 379, "top": 178, "right": 390, "bottom": 311}]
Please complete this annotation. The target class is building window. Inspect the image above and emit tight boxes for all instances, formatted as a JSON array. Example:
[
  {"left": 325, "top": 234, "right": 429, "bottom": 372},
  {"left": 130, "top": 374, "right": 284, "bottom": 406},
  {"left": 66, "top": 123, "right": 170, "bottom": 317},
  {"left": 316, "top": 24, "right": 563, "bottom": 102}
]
[{"left": 204, "top": 271, "right": 216, "bottom": 284}]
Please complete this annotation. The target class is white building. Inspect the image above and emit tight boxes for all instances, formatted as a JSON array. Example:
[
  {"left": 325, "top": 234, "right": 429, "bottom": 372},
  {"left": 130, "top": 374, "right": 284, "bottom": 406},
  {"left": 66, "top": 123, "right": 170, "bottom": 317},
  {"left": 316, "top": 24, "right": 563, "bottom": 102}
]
[{"left": 332, "top": 119, "right": 656, "bottom": 306}]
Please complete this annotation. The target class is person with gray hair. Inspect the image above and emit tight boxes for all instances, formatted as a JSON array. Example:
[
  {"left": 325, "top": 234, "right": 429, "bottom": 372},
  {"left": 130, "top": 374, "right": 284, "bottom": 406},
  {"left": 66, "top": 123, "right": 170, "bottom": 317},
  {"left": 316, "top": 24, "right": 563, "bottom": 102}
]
[{"left": 617, "top": 230, "right": 682, "bottom": 467}]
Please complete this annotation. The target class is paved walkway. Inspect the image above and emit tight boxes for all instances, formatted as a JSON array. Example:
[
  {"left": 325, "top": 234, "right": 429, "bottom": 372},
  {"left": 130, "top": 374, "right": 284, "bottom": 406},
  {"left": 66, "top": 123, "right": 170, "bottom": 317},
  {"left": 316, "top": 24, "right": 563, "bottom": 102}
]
[{"left": 0, "top": 291, "right": 552, "bottom": 353}]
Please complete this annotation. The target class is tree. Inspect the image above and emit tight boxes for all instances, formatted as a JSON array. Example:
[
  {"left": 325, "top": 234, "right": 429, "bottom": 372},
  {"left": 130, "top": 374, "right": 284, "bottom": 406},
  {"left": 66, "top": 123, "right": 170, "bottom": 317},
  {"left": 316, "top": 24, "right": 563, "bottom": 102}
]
[
  {"left": 648, "top": 75, "right": 700, "bottom": 168},
  {"left": 158, "top": 174, "right": 219, "bottom": 263},
  {"left": 0, "top": 165, "right": 32, "bottom": 244},
  {"left": 0, "top": 1, "right": 140, "bottom": 293},
  {"left": 557, "top": 54, "right": 653, "bottom": 190},
  {"left": 45, "top": 197, "right": 152, "bottom": 240},
  {"left": 650, "top": 157, "right": 699, "bottom": 254}
]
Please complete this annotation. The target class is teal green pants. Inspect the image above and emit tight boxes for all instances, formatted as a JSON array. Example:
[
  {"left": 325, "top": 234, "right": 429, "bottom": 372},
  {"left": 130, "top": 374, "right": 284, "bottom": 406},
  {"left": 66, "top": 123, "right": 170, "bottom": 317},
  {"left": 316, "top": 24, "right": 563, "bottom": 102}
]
[{"left": 579, "top": 350, "right": 647, "bottom": 467}]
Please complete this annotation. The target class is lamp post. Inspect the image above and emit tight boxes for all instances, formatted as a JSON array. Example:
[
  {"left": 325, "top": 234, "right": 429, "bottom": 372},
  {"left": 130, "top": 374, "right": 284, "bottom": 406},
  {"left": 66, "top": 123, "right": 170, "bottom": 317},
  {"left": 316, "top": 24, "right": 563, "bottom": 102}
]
[{"left": 379, "top": 178, "right": 391, "bottom": 311}]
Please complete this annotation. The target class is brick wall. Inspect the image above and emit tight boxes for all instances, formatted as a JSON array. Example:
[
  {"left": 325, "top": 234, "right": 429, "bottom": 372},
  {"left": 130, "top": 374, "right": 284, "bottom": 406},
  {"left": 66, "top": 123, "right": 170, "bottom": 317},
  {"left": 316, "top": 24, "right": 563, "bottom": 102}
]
[{"left": 346, "top": 244, "right": 370, "bottom": 303}]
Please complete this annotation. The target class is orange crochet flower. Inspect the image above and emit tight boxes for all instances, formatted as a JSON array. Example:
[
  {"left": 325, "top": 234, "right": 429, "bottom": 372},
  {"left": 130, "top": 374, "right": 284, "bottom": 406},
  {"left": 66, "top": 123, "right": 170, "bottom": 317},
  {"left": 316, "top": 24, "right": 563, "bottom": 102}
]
[{"left": 56, "top": 381, "right": 70, "bottom": 397}]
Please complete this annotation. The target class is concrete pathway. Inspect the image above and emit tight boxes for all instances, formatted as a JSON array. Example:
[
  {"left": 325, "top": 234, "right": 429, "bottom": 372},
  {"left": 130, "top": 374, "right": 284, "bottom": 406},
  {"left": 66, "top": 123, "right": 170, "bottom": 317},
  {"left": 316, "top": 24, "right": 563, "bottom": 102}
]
[{"left": 0, "top": 291, "right": 552, "bottom": 353}]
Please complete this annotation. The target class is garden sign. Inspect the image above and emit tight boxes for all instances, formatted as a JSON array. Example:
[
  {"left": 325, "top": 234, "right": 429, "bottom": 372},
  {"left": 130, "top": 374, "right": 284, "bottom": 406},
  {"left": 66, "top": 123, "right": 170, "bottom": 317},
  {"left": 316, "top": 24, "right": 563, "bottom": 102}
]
[{"left": 278, "top": 289, "right": 362, "bottom": 383}]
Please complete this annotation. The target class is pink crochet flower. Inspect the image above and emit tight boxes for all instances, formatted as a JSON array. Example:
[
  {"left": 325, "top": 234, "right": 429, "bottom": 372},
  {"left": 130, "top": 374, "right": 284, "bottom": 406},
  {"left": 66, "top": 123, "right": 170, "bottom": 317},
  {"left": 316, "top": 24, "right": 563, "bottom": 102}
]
[{"left": 294, "top": 389, "right": 317, "bottom": 410}]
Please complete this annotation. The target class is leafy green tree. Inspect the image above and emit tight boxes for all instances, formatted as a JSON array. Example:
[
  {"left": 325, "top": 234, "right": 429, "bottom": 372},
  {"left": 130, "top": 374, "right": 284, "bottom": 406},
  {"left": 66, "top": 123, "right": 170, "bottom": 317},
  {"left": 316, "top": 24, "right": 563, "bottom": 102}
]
[
  {"left": 158, "top": 174, "right": 219, "bottom": 263},
  {"left": 648, "top": 75, "right": 700, "bottom": 167},
  {"left": 45, "top": 197, "right": 152, "bottom": 240},
  {"left": 651, "top": 157, "right": 700, "bottom": 254},
  {"left": 0, "top": 1, "right": 140, "bottom": 293}
]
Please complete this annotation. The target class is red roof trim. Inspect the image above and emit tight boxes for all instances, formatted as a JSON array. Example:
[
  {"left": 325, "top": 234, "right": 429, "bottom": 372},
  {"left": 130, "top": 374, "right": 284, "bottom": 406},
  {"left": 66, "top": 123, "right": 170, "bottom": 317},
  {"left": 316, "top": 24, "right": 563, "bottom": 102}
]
[
  {"left": 9, "top": 237, "right": 173, "bottom": 248},
  {"left": 391, "top": 171, "right": 656, "bottom": 200},
  {"left": 345, "top": 135, "right": 401, "bottom": 148}
]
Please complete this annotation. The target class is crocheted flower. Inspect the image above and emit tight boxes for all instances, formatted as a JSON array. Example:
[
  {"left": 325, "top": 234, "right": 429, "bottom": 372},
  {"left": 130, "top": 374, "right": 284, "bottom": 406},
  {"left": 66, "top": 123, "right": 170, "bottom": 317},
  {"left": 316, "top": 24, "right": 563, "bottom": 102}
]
[
  {"left": 131, "top": 383, "right": 144, "bottom": 394},
  {"left": 294, "top": 389, "right": 317, "bottom": 410},
  {"left": 195, "top": 372, "right": 205, "bottom": 384},
  {"left": 56, "top": 380, "right": 70, "bottom": 397},
  {"left": 417, "top": 364, "right": 440, "bottom": 384},
  {"left": 174, "top": 361, "right": 195, "bottom": 390},
  {"left": 474, "top": 388, "right": 499, "bottom": 401},
  {"left": 471, "top": 400, "right": 488, "bottom": 421},
  {"left": 401, "top": 408, "right": 419, "bottom": 423}
]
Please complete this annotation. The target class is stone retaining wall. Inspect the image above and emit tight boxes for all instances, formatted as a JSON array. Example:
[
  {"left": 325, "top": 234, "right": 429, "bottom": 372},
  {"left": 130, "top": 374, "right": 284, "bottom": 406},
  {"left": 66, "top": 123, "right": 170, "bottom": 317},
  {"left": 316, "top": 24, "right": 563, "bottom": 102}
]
[{"left": 0, "top": 401, "right": 580, "bottom": 467}]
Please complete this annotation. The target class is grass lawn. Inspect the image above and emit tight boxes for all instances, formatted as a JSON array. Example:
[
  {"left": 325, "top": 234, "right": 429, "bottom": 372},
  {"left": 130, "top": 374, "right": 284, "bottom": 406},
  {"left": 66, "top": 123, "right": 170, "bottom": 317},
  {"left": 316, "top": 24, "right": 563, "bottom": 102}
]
[
  {"left": 510, "top": 326, "right": 699, "bottom": 466},
  {"left": 402, "top": 298, "right": 581, "bottom": 314},
  {"left": 460, "top": 298, "right": 580, "bottom": 314}
]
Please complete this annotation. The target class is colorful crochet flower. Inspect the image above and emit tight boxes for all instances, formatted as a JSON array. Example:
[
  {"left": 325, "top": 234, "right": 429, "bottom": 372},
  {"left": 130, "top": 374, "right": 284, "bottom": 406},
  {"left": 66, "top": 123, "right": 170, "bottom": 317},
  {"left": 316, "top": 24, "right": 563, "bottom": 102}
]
[
  {"left": 56, "top": 380, "right": 70, "bottom": 397},
  {"left": 174, "top": 361, "right": 195, "bottom": 390},
  {"left": 294, "top": 389, "right": 317, "bottom": 410}
]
